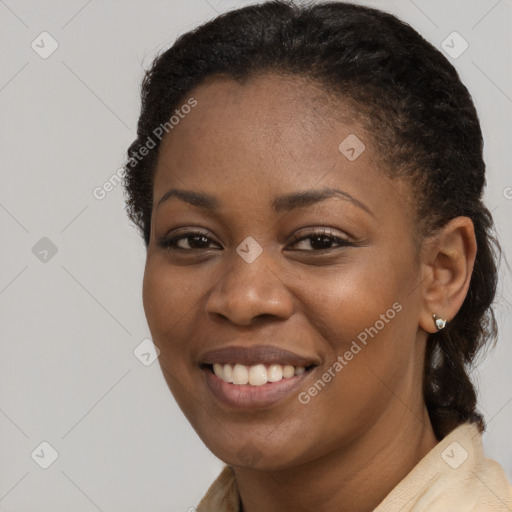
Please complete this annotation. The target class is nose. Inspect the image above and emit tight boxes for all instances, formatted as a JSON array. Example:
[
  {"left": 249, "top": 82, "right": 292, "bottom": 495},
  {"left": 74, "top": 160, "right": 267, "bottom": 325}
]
[{"left": 204, "top": 248, "right": 294, "bottom": 326}]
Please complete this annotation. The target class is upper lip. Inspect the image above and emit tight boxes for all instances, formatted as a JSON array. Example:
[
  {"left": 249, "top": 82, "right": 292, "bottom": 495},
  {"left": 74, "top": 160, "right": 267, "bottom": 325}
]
[{"left": 198, "top": 344, "right": 320, "bottom": 367}]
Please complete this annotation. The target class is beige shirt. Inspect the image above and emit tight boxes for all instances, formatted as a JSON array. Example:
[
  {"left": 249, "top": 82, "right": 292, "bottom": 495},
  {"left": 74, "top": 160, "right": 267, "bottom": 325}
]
[{"left": 196, "top": 422, "right": 512, "bottom": 511}]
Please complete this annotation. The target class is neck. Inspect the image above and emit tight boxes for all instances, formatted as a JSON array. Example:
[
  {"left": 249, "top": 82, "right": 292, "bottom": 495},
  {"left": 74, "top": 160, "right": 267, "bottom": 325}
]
[{"left": 233, "top": 407, "right": 438, "bottom": 512}]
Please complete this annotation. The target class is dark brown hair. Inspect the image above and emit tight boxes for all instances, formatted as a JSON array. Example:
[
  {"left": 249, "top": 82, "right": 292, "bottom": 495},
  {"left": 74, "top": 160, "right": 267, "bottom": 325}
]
[{"left": 123, "top": 0, "right": 500, "bottom": 439}]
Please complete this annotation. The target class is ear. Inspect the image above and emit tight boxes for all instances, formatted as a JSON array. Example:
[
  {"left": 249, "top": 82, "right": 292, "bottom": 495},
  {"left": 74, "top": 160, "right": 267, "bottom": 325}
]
[{"left": 418, "top": 217, "right": 477, "bottom": 334}]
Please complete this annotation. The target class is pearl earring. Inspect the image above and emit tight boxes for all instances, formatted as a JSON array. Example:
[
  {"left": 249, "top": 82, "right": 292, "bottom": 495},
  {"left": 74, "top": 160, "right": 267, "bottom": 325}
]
[{"left": 433, "top": 314, "right": 447, "bottom": 330}]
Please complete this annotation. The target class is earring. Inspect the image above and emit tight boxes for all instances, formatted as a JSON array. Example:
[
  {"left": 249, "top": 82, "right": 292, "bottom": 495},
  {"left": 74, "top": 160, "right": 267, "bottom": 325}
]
[{"left": 433, "top": 314, "right": 447, "bottom": 330}]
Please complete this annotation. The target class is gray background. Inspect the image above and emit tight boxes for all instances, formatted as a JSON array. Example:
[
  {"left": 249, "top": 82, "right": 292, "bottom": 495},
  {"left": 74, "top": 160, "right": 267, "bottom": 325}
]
[{"left": 1, "top": 0, "right": 511, "bottom": 510}]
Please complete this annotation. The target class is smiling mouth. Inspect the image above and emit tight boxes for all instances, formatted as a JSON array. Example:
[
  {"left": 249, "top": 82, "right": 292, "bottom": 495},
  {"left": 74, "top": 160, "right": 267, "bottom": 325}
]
[{"left": 201, "top": 362, "right": 317, "bottom": 386}]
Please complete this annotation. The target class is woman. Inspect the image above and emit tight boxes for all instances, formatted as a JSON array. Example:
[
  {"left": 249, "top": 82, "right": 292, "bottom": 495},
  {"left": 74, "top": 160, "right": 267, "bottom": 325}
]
[{"left": 122, "top": 1, "right": 512, "bottom": 510}]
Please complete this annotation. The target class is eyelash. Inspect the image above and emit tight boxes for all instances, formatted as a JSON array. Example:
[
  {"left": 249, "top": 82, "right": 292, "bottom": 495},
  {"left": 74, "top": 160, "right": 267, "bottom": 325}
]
[{"left": 158, "top": 228, "right": 354, "bottom": 253}]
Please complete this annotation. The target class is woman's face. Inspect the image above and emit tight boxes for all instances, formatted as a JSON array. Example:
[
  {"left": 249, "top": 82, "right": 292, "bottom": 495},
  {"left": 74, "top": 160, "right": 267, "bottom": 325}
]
[{"left": 143, "top": 74, "right": 429, "bottom": 470}]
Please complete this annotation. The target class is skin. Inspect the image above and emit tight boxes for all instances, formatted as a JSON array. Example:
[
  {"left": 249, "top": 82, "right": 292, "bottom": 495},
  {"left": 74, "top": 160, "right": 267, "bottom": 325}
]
[{"left": 142, "top": 73, "right": 476, "bottom": 512}]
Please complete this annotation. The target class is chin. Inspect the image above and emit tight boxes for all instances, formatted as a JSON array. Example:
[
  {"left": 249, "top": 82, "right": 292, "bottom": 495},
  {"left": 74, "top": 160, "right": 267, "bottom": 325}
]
[{"left": 199, "top": 429, "right": 314, "bottom": 472}]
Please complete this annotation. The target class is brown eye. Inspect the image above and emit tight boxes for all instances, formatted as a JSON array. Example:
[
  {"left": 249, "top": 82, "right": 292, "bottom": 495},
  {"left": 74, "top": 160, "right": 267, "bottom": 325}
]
[
  {"left": 288, "top": 229, "right": 353, "bottom": 251},
  {"left": 158, "top": 231, "right": 222, "bottom": 251}
]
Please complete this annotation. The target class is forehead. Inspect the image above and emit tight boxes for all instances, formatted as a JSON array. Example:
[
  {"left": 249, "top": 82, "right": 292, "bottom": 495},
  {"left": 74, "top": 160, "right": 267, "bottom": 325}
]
[
  {"left": 155, "top": 73, "right": 374, "bottom": 183},
  {"left": 152, "top": 73, "right": 413, "bottom": 225},
  {"left": 185, "top": 72, "right": 356, "bottom": 125}
]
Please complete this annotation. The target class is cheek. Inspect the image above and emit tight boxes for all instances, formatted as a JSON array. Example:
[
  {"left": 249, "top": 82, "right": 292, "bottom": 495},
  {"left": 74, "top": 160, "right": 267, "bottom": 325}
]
[
  {"left": 298, "top": 251, "right": 410, "bottom": 342},
  {"left": 295, "top": 249, "right": 418, "bottom": 393},
  {"left": 141, "top": 258, "right": 208, "bottom": 418},
  {"left": 142, "top": 257, "right": 204, "bottom": 362},
  {"left": 142, "top": 262, "right": 171, "bottom": 336},
  {"left": 143, "top": 256, "right": 199, "bottom": 327}
]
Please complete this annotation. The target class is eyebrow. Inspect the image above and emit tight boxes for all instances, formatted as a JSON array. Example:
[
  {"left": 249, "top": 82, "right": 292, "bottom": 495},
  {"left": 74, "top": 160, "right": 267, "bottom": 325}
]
[{"left": 156, "top": 187, "right": 373, "bottom": 217}]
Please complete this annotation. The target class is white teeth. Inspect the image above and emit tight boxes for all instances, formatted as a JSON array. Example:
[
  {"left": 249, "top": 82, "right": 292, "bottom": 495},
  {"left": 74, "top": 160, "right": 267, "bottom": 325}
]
[
  {"left": 211, "top": 362, "right": 307, "bottom": 385},
  {"left": 267, "top": 364, "right": 283, "bottom": 382},
  {"left": 222, "top": 364, "right": 233, "bottom": 383},
  {"left": 213, "top": 363, "right": 223, "bottom": 378},
  {"left": 232, "top": 364, "right": 249, "bottom": 384},
  {"left": 282, "top": 365, "right": 295, "bottom": 378},
  {"left": 248, "top": 364, "right": 267, "bottom": 386}
]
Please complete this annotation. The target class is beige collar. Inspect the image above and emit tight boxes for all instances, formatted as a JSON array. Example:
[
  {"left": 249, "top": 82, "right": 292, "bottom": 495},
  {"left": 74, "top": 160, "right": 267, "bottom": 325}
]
[{"left": 196, "top": 422, "right": 512, "bottom": 511}]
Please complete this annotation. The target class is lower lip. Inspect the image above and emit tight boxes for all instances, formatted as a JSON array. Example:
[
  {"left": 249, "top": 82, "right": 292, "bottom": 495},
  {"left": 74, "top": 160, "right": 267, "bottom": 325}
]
[{"left": 202, "top": 366, "right": 315, "bottom": 410}]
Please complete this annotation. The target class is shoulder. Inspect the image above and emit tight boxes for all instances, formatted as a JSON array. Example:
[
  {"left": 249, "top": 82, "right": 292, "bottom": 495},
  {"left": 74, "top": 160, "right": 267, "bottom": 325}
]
[
  {"left": 375, "top": 422, "right": 512, "bottom": 511},
  {"left": 196, "top": 465, "right": 240, "bottom": 512}
]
